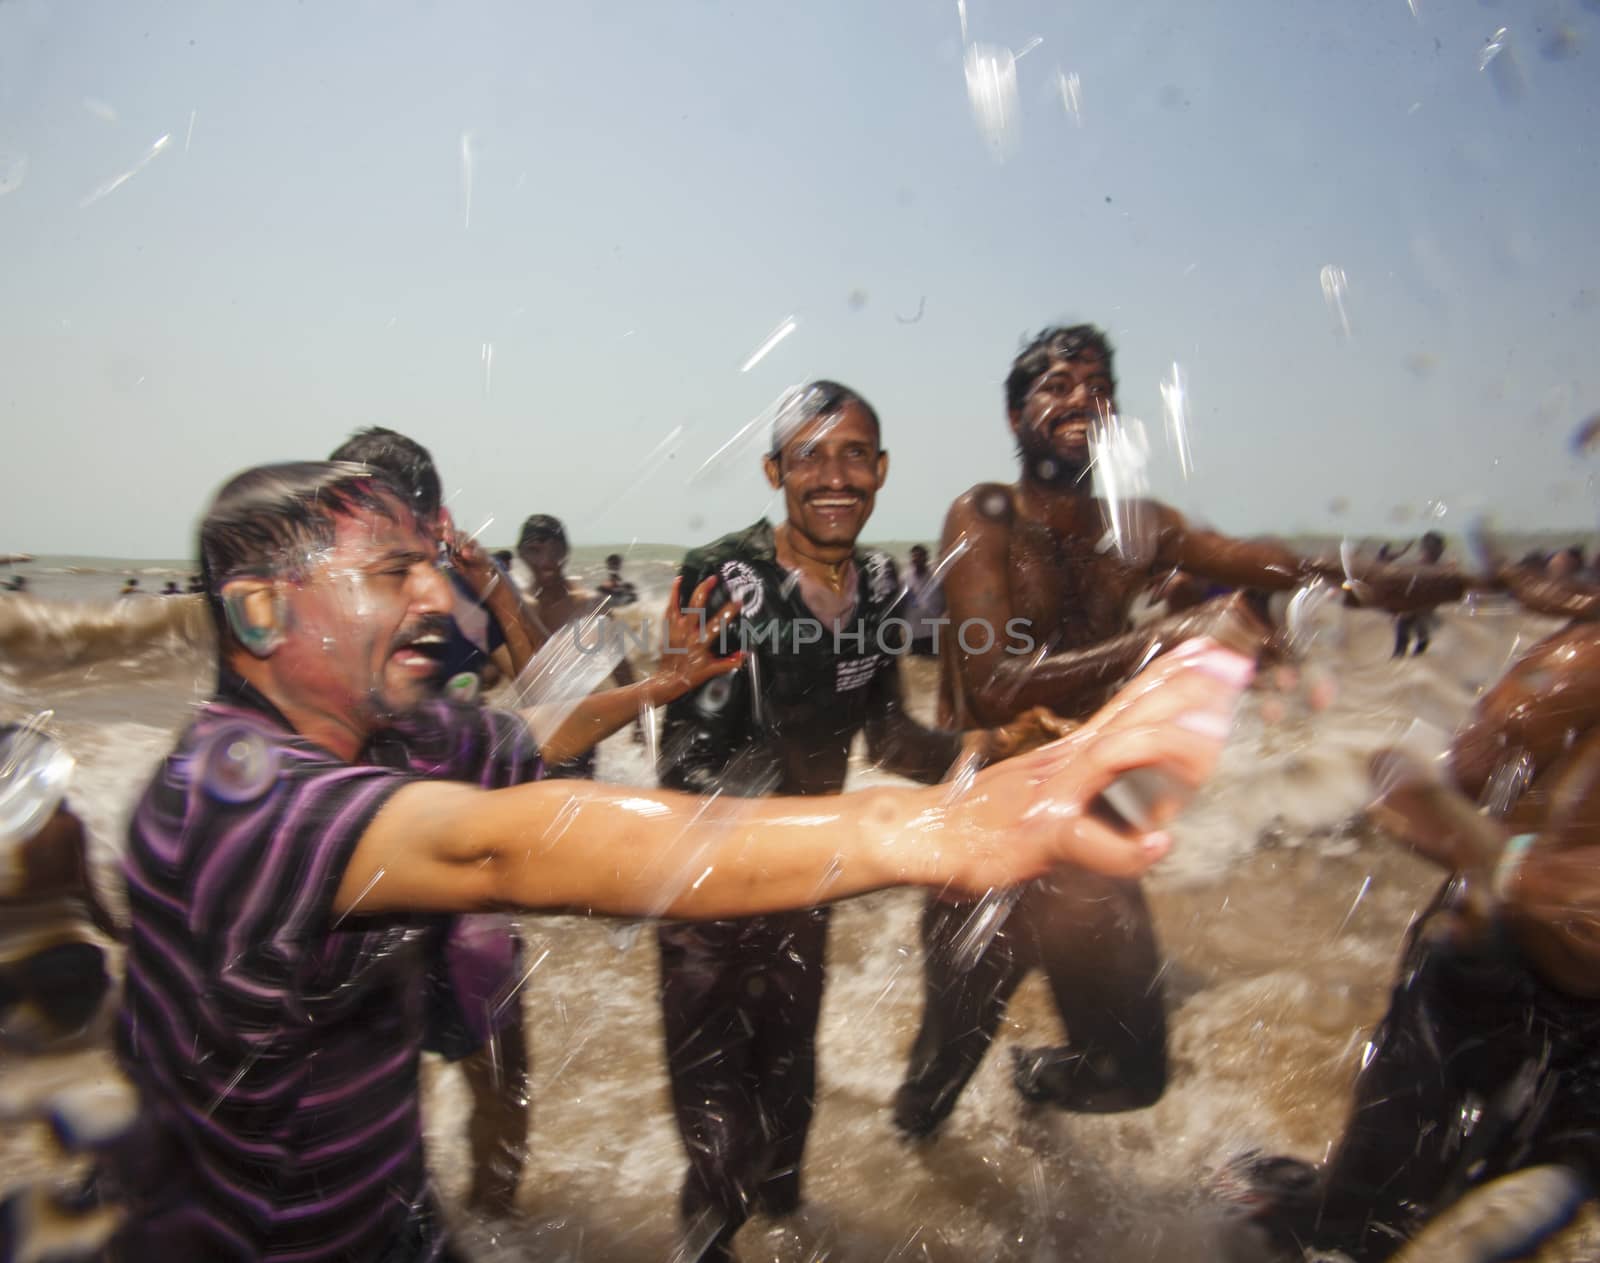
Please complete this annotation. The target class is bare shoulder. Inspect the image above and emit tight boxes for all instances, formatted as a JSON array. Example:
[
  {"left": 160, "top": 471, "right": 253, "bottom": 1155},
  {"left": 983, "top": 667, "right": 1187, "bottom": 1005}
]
[{"left": 946, "top": 482, "right": 1019, "bottom": 541}]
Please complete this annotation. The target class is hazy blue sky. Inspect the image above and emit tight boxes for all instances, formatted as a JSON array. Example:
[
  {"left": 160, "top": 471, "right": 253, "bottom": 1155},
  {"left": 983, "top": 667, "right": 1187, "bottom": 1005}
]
[{"left": 3, "top": 0, "right": 1598, "bottom": 558}]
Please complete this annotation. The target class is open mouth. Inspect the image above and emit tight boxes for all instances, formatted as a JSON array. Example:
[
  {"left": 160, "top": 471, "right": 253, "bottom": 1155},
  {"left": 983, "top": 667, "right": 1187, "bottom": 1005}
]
[
  {"left": 808, "top": 496, "right": 862, "bottom": 512},
  {"left": 389, "top": 630, "right": 449, "bottom": 673}
]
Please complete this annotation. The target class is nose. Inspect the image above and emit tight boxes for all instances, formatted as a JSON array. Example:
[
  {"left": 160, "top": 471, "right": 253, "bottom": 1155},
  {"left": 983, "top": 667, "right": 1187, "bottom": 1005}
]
[
  {"left": 413, "top": 560, "right": 455, "bottom": 615},
  {"left": 819, "top": 452, "right": 852, "bottom": 487}
]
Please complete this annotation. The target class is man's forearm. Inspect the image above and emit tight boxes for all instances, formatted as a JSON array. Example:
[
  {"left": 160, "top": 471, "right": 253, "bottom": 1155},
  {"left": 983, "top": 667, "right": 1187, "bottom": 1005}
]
[
  {"left": 480, "top": 780, "right": 921, "bottom": 919},
  {"left": 535, "top": 678, "right": 666, "bottom": 766},
  {"left": 1502, "top": 567, "right": 1600, "bottom": 622},
  {"left": 973, "top": 629, "right": 1155, "bottom": 723}
]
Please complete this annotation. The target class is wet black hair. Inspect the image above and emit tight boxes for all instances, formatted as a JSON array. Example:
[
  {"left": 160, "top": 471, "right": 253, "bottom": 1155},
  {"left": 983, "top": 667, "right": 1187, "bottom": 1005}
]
[
  {"left": 198, "top": 461, "right": 411, "bottom": 653},
  {"left": 769, "top": 380, "right": 882, "bottom": 459},
  {"left": 328, "top": 426, "right": 443, "bottom": 520},
  {"left": 1005, "top": 325, "right": 1117, "bottom": 414},
  {"left": 517, "top": 514, "right": 569, "bottom": 554},
  {"left": 605, "top": 553, "right": 624, "bottom": 570}
]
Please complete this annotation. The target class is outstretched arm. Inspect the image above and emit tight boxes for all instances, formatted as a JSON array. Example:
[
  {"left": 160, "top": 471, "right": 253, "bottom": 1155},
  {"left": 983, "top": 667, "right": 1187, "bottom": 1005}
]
[
  {"left": 1176, "top": 523, "right": 1467, "bottom": 613},
  {"left": 1497, "top": 564, "right": 1600, "bottom": 623},
  {"left": 941, "top": 493, "right": 1269, "bottom": 724},
  {"left": 535, "top": 578, "right": 742, "bottom": 766},
  {"left": 1448, "top": 624, "right": 1600, "bottom": 812},
  {"left": 335, "top": 640, "right": 1248, "bottom": 919}
]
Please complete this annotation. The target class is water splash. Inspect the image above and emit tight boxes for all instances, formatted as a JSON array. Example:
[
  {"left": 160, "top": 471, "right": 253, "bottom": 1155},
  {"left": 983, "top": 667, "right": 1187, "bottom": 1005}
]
[
  {"left": 689, "top": 386, "right": 806, "bottom": 487},
  {"left": 1056, "top": 69, "right": 1084, "bottom": 126},
  {"left": 1087, "top": 411, "right": 1155, "bottom": 566},
  {"left": 964, "top": 44, "right": 1020, "bottom": 160},
  {"left": 81, "top": 97, "right": 119, "bottom": 125},
  {"left": 0, "top": 152, "right": 26, "bottom": 197},
  {"left": 738, "top": 315, "right": 798, "bottom": 373},
  {"left": 79, "top": 133, "right": 172, "bottom": 208},
  {"left": 460, "top": 130, "right": 476, "bottom": 229},
  {"left": 1477, "top": 27, "right": 1509, "bottom": 72},
  {"left": 511, "top": 609, "right": 629, "bottom": 747},
  {"left": 1159, "top": 362, "right": 1194, "bottom": 479},
  {"left": 481, "top": 341, "right": 493, "bottom": 398},
  {"left": 1320, "top": 264, "right": 1352, "bottom": 338},
  {"left": 0, "top": 719, "right": 75, "bottom": 846}
]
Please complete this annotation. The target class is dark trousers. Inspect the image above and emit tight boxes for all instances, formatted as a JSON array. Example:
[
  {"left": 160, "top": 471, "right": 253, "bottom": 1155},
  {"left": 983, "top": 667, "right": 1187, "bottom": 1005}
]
[
  {"left": 657, "top": 908, "right": 831, "bottom": 1261},
  {"left": 894, "top": 868, "right": 1167, "bottom": 1136},
  {"left": 1291, "top": 886, "right": 1600, "bottom": 1259}
]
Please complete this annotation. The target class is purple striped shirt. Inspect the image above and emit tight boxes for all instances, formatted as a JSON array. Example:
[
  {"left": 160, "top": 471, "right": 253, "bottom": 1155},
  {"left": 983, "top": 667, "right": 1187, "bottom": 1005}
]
[{"left": 115, "top": 674, "right": 541, "bottom": 1262}]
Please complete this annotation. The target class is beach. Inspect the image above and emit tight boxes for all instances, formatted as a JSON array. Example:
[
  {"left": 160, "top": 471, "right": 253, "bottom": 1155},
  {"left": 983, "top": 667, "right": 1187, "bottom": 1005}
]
[{"left": 2, "top": 576, "right": 1597, "bottom": 1260}]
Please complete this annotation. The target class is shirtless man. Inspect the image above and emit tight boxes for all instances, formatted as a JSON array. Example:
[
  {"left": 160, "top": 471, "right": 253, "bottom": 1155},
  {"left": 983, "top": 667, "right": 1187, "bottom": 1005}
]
[
  {"left": 893, "top": 324, "right": 1464, "bottom": 1138},
  {"left": 103, "top": 458, "right": 1243, "bottom": 1262},
  {"left": 1236, "top": 594, "right": 1600, "bottom": 1259},
  {"left": 515, "top": 514, "right": 642, "bottom": 769}
]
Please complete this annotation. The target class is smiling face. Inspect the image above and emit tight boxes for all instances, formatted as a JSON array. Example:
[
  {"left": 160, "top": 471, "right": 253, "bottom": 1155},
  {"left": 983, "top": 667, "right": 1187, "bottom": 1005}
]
[
  {"left": 1009, "top": 351, "right": 1116, "bottom": 480},
  {"left": 269, "top": 501, "right": 456, "bottom": 739},
  {"left": 519, "top": 537, "right": 568, "bottom": 588},
  {"left": 763, "top": 401, "right": 888, "bottom": 552}
]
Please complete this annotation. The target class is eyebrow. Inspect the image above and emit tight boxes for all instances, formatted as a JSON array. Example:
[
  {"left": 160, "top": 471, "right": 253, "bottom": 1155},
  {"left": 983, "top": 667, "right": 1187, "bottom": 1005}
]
[{"left": 366, "top": 546, "right": 432, "bottom": 569}]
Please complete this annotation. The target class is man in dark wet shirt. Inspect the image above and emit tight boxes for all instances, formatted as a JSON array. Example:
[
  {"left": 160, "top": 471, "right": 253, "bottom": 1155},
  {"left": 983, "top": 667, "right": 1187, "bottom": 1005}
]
[
  {"left": 893, "top": 324, "right": 1466, "bottom": 1139},
  {"left": 656, "top": 381, "right": 1067, "bottom": 1261},
  {"left": 1235, "top": 592, "right": 1600, "bottom": 1259}
]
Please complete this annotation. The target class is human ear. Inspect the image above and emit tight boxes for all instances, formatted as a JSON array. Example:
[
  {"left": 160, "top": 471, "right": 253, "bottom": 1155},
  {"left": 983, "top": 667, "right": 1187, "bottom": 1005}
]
[
  {"left": 221, "top": 579, "right": 286, "bottom": 658},
  {"left": 763, "top": 453, "right": 783, "bottom": 491}
]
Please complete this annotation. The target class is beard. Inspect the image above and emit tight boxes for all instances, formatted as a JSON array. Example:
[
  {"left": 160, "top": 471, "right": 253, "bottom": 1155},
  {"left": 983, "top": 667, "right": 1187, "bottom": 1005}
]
[{"left": 1015, "top": 430, "right": 1091, "bottom": 487}]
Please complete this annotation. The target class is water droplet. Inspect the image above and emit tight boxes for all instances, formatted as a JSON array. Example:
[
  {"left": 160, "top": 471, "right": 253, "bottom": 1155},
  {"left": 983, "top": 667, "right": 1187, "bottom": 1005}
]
[
  {"left": 0, "top": 152, "right": 28, "bottom": 198},
  {"left": 199, "top": 724, "right": 279, "bottom": 803},
  {"left": 1320, "top": 264, "right": 1352, "bottom": 338},
  {"left": 964, "top": 44, "right": 1020, "bottom": 160}
]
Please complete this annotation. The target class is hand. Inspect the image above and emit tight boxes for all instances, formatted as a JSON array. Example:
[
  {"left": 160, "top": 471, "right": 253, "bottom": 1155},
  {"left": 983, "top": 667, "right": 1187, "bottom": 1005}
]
[
  {"left": 644, "top": 576, "right": 745, "bottom": 706},
  {"left": 971, "top": 706, "right": 1077, "bottom": 764},
  {"left": 1153, "top": 592, "right": 1274, "bottom": 662},
  {"left": 933, "top": 638, "right": 1253, "bottom": 890},
  {"left": 445, "top": 528, "right": 500, "bottom": 599}
]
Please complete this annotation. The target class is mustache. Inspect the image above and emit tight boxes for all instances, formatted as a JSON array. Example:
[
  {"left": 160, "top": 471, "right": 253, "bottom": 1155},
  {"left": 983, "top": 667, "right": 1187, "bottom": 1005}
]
[{"left": 388, "top": 613, "right": 454, "bottom": 655}]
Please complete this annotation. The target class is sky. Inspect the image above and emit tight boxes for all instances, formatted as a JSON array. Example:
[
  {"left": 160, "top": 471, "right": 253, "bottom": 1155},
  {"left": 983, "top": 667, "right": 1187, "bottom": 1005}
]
[{"left": 2, "top": 0, "right": 1598, "bottom": 559}]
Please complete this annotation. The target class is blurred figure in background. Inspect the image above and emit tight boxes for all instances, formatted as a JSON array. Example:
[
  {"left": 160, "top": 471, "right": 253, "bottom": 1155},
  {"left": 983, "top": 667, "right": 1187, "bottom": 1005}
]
[
  {"left": 596, "top": 552, "right": 639, "bottom": 607},
  {"left": 516, "top": 514, "right": 643, "bottom": 767},
  {"left": 1392, "top": 530, "right": 1446, "bottom": 658},
  {"left": 902, "top": 543, "right": 946, "bottom": 656}
]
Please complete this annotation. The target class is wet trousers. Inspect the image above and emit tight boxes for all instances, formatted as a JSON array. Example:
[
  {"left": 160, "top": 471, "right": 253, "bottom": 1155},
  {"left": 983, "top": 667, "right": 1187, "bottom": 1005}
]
[{"left": 657, "top": 907, "right": 831, "bottom": 1261}]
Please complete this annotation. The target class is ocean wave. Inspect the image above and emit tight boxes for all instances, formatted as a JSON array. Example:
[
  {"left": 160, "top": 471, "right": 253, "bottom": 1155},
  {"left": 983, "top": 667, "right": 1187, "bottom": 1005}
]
[{"left": 0, "top": 594, "right": 212, "bottom": 673}]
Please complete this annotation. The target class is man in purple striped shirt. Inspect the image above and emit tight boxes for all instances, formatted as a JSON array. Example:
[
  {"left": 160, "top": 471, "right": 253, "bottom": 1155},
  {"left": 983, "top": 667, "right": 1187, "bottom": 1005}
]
[{"left": 110, "top": 460, "right": 1245, "bottom": 1261}]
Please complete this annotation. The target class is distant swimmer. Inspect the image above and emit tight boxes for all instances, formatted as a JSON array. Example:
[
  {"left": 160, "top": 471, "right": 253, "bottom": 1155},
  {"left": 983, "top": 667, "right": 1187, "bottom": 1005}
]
[
  {"left": 1392, "top": 531, "right": 1446, "bottom": 657},
  {"left": 160, "top": 580, "right": 182, "bottom": 596},
  {"left": 3, "top": 575, "right": 26, "bottom": 592},
  {"left": 903, "top": 543, "right": 947, "bottom": 655},
  {"left": 893, "top": 324, "right": 1464, "bottom": 1139},
  {"left": 595, "top": 552, "right": 639, "bottom": 607},
  {"left": 118, "top": 577, "right": 140, "bottom": 597},
  {"left": 656, "top": 382, "right": 1078, "bottom": 1261}
]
